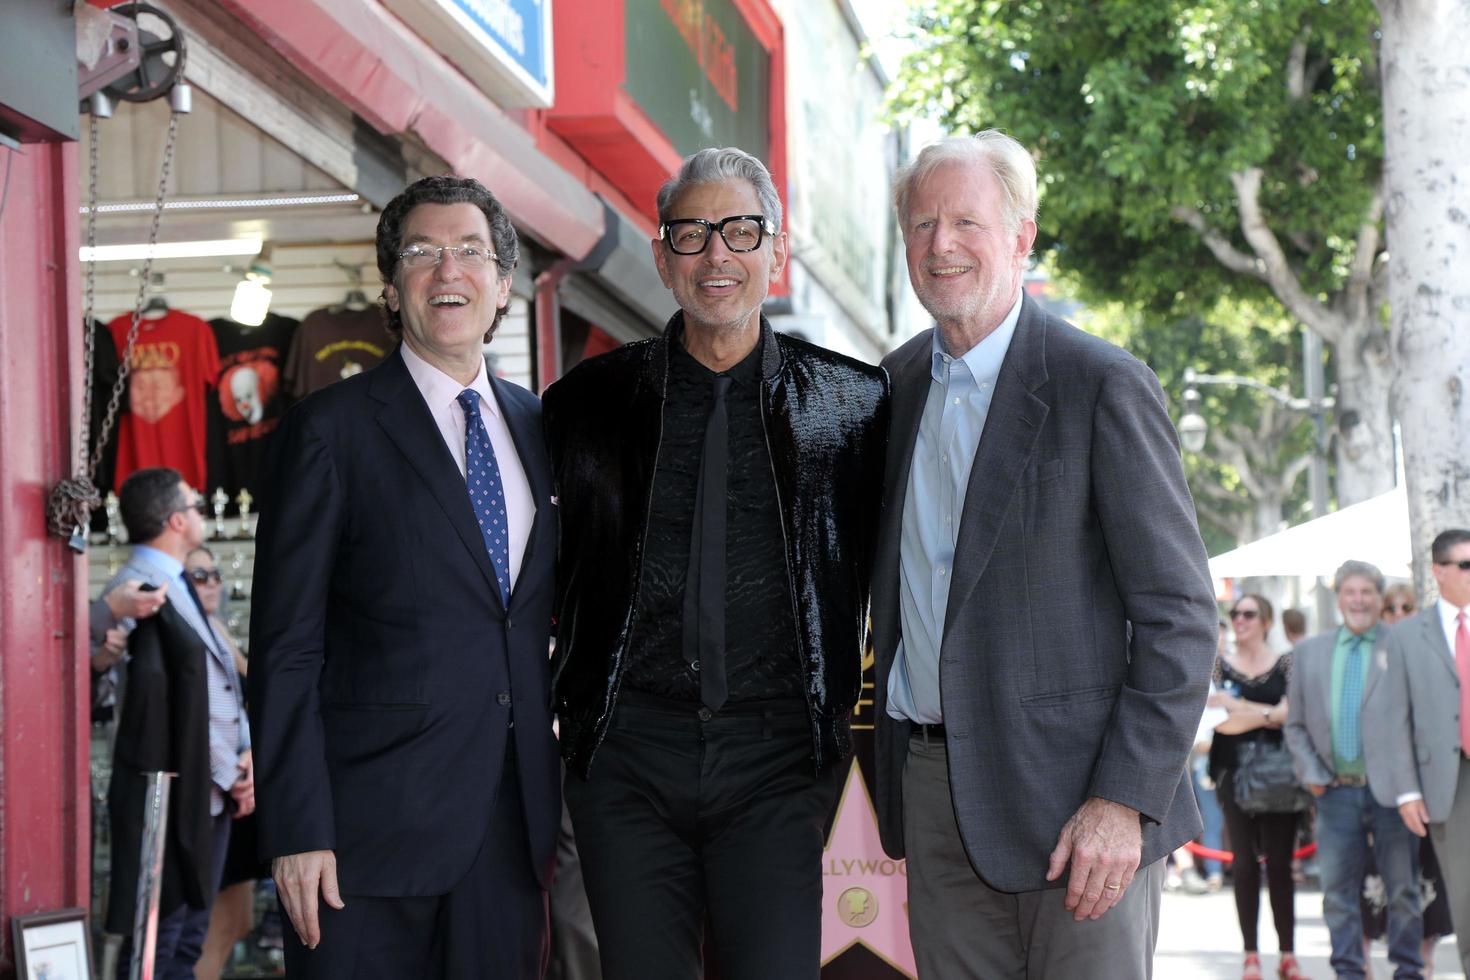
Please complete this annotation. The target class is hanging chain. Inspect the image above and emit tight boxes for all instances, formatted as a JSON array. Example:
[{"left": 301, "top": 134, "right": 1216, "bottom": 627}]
[{"left": 47, "top": 111, "right": 181, "bottom": 548}]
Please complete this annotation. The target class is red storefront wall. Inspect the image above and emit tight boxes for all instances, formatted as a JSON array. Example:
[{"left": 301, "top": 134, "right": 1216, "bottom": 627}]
[{"left": 0, "top": 143, "right": 90, "bottom": 973}]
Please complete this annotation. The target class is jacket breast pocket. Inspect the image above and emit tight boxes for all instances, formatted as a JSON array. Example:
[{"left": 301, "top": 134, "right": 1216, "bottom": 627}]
[{"left": 1019, "top": 458, "right": 1064, "bottom": 487}]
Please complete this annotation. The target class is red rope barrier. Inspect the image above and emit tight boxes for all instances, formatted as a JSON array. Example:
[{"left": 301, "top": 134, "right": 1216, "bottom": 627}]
[{"left": 1183, "top": 840, "right": 1317, "bottom": 865}]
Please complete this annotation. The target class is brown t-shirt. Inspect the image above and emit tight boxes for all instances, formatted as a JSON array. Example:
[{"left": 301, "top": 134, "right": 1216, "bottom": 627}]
[{"left": 284, "top": 307, "right": 394, "bottom": 398}]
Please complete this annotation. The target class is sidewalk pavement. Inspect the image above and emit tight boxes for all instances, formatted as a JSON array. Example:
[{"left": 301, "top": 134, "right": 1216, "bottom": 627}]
[{"left": 1157, "top": 885, "right": 1464, "bottom": 979}]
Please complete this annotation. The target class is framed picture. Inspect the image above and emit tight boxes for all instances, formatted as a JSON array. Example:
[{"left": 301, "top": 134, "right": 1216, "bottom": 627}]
[{"left": 10, "top": 908, "right": 94, "bottom": 980}]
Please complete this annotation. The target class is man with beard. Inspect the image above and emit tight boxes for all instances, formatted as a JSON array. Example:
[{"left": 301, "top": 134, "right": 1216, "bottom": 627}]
[
  {"left": 543, "top": 147, "right": 888, "bottom": 979},
  {"left": 870, "top": 132, "right": 1217, "bottom": 977}
]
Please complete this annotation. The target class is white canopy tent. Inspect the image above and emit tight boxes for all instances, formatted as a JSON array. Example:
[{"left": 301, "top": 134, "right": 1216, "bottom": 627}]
[{"left": 1208, "top": 485, "right": 1412, "bottom": 581}]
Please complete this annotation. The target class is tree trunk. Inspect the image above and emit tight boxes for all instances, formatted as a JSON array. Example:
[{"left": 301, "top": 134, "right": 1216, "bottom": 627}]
[
  {"left": 1377, "top": 0, "right": 1470, "bottom": 594},
  {"left": 1330, "top": 334, "right": 1397, "bottom": 505}
]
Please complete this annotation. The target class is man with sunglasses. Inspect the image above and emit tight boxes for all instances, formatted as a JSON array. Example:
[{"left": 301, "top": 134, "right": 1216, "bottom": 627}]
[
  {"left": 249, "top": 176, "right": 559, "bottom": 978},
  {"left": 543, "top": 147, "right": 888, "bottom": 979},
  {"left": 1369, "top": 528, "right": 1470, "bottom": 976},
  {"left": 101, "top": 466, "right": 253, "bottom": 980}
]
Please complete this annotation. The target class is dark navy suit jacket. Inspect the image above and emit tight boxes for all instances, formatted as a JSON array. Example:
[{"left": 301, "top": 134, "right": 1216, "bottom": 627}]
[{"left": 248, "top": 346, "right": 559, "bottom": 895}]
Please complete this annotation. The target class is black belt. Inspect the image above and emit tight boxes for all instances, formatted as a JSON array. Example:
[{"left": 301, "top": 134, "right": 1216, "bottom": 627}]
[
  {"left": 914, "top": 723, "right": 947, "bottom": 742},
  {"left": 1332, "top": 774, "right": 1368, "bottom": 787}
]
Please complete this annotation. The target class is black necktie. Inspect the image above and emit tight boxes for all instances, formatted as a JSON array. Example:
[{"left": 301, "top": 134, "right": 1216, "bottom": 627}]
[{"left": 683, "top": 374, "right": 731, "bottom": 711}]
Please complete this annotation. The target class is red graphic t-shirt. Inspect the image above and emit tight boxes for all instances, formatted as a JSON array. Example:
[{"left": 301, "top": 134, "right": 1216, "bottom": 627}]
[{"left": 107, "top": 309, "right": 221, "bottom": 490}]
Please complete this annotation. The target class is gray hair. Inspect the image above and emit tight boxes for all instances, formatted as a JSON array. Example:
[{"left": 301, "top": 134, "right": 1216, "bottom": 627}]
[
  {"left": 1334, "top": 560, "right": 1385, "bottom": 595},
  {"left": 656, "top": 147, "right": 784, "bottom": 234},
  {"left": 892, "top": 131, "right": 1039, "bottom": 230}
]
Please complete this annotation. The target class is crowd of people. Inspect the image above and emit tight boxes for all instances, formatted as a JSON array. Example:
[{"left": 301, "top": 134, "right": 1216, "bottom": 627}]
[
  {"left": 84, "top": 128, "right": 1470, "bottom": 980},
  {"left": 1166, "top": 547, "right": 1470, "bottom": 980}
]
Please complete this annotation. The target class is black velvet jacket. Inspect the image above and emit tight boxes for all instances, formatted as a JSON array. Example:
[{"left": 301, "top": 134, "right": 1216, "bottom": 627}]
[{"left": 544, "top": 313, "right": 890, "bottom": 777}]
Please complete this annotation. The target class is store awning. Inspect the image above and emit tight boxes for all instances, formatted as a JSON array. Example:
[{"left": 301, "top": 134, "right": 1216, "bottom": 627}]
[
  {"left": 215, "top": 0, "right": 607, "bottom": 260},
  {"left": 1208, "top": 486, "right": 1412, "bottom": 581}
]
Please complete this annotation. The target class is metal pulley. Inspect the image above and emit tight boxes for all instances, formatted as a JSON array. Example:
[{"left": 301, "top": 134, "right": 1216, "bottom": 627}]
[{"left": 48, "top": 2, "right": 191, "bottom": 552}]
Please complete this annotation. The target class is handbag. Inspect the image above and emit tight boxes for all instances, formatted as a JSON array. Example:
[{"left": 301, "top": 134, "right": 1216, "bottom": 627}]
[{"left": 1231, "top": 739, "right": 1312, "bottom": 815}]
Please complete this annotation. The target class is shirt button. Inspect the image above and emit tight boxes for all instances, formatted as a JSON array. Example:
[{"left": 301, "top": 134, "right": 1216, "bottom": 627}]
[
  {"left": 953, "top": 397, "right": 961, "bottom": 405},
  {"left": 697, "top": 707, "right": 713, "bottom": 722},
  {"left": 497, "top": 692, "right": 512, "bottom": 706},
  {"left": 938, "top": 567, "right": 947, "bottom": 577}
]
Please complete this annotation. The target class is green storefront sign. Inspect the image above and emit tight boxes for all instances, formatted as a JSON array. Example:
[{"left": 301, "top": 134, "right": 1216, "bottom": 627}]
[{"left": 624, "top": 0, "right": 770, "bottom": 161}]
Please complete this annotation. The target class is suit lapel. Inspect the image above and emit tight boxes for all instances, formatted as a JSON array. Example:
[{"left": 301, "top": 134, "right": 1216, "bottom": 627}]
[
  {"left": 873, "top": 333, "right": 934, "bottom": 666},
  {"left": 942, "top": 300, "right": 1050, "bottom": 643},
  {"left": 1419, "top": 609, "right": 1458, "bottom": 681},
  {"left": 371, "top": 349, "right": 506, "bottom": 607}
]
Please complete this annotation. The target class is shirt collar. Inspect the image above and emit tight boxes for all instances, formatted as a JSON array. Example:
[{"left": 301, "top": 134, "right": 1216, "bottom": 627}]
[
  {"left": 672, "top": 332, "right": 763, "bottom": 387},
  {"left": 1339, "top": 624, "right": 1377, "bottom": 646},
  {"left": 400, "top": 342, "right": 498, "bottom": 420},
  {"left": 930, "top": 289, "right": 1024, "bottom": 384},
  {"left": 134, "top": 544, "right": 183, "bottom": 582}
]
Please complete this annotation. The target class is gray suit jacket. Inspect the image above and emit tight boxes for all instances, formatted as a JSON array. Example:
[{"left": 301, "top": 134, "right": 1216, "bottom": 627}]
[
  {"left": 871, "top": 295, "right": 1218, "bottom": 892},
  {"left": 1365, "top": 608, "right": 1463, "bottom": 822},
  {"left": 1284, "top": 629, "right": 1390, "bottom": 788}
]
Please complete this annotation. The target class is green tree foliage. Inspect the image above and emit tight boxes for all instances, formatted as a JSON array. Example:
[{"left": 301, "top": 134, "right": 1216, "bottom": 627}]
[
  {"left": 1079, "top": 293, "right": 1318, "bottom": 551},
  {"left": 892, "top": 0, "right": 1382, "bottom": 318}
]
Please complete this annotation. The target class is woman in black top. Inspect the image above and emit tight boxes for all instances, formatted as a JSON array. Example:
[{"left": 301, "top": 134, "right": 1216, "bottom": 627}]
[{"left": 1209, "top": 594, "right": 1304, "bottom": 980}]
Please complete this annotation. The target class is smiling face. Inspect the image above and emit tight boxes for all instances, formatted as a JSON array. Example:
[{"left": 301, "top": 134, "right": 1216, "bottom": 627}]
[
  {"left": 1337, "top": 574, "right": 1383, "bottom": 635},
  {"left": 1229, "top": 596, "right": 1270, "bottom": 646},
  {"left": 902, "top": 159, "right": 1036, "bottom": 351},
  {"left": 384, "top": 202, "right": 511, "bottom": 376},
  {"left": 652, "top": 178, "right": 786, "bottom": 344}
]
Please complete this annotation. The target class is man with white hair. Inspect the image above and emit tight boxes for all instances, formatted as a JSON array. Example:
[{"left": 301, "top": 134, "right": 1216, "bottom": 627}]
[{"left": 870, "top": 131, "right": 1217, "bottom": 977}]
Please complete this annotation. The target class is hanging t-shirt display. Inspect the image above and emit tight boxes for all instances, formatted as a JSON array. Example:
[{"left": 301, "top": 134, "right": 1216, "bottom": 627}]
[
  {"left": 208, "top": 313, "right": 300, "bottom": 505},
  {"left": 107, "top": 309, "right": 221, "bottom": 491},
  {"left": 284, "top": 306, "right": 394, "bottom": 398}
]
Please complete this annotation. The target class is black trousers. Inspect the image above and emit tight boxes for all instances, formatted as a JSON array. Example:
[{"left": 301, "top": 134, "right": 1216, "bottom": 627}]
[
  {"left": 565, "top": 693, "right": 844, "bottom": 980},
  {"left": 283, "top": 744, "right": 548, "bottom": 979},
  {"left": 1217, "top": 770, "right": 1298, "bottom": 954}
]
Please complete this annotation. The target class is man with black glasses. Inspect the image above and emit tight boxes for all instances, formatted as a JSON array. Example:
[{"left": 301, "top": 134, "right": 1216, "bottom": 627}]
[
  {"left": 544, "top": 147, "right": 889, "bottom": 979},
  {"left": 1369, "top": 527, "right": 1470, "bottom": 976},
  {"left": 103, "top": 466, "right": 253, "bottom": 980}
]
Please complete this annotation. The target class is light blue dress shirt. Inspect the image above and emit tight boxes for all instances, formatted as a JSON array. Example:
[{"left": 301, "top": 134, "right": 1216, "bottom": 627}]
[{"left": 887, "top": 293, "right": 1024, "bottom": 724}]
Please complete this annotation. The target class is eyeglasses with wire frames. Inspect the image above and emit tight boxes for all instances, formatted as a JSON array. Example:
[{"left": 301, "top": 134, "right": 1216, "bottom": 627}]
[
  {"left": 397, "top": 242, "right": 498, "bottom": 270},
  {"left": 189, "top": 568, "right": 222, "bottom": 585},
  {"left": 659, "top": 215, "right": 775, "bottom": 255},
  {"left": 1436, "top": 559, "right": 1470, "bottom": 571},
  {"left": 1385, "top": 601, "right": 1416, "bottom": 615}
]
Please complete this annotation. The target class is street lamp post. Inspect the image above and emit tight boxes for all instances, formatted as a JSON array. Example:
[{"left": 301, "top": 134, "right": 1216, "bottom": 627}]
[{"left": 1177, "top": 358, "right": 1337, "bottom": 630}]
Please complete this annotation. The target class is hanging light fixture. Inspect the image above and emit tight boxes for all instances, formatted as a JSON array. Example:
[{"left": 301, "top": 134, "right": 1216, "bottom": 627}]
[{"left": 230, "top": 258, "right": 273, "bottom": 325}]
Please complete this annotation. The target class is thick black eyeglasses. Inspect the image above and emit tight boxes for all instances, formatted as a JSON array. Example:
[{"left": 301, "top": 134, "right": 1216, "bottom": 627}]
[
  {"left": 176, "top": 499, "right": 207, "bottom": 516},
  {"left": 1386, "top": 603, "right": 1416, "bottom": 614},
  {"left": 1229, "top": 608, "right": 1259, "bottom": 621},
  {"left": 1436, "top": 559, "right": 1470, "bottom": 571},
  {"left": 659, "top": 214, "right": 774, "bottom": 255},
  {"left": 189, "top": 568, "right": 222, "bottom": 585}
]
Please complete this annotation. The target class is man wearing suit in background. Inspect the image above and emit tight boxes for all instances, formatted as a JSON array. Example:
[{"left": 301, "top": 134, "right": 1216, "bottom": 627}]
[
  {"left": 1368, "top": 528, "right": 1470, "bottom": 976},
  {"left": 103, "top": 467, "right": 254, "bottom": 980},
  {"left": 1285, "top": 560, "right": 1422, "bottom": 980},
  {"left": 248, "top": 175, "right": 559, "bottom": 978},
  {"left": 871, "top": 132, "right": 1218, "bottom": 978}
]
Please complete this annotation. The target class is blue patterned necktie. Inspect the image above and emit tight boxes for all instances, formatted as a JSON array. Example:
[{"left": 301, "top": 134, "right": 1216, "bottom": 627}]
[
  {"left": 1335, "top": 633, "right": 1366, "bottom": 763},
  {"left": 457, "top": 389, "right": 511, "bottom": 606}
]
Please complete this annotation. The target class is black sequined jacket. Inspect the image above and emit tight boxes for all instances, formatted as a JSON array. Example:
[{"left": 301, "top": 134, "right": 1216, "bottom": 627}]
[{"left": 543, "top": 312, "right": 890, "bottom": 777}]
